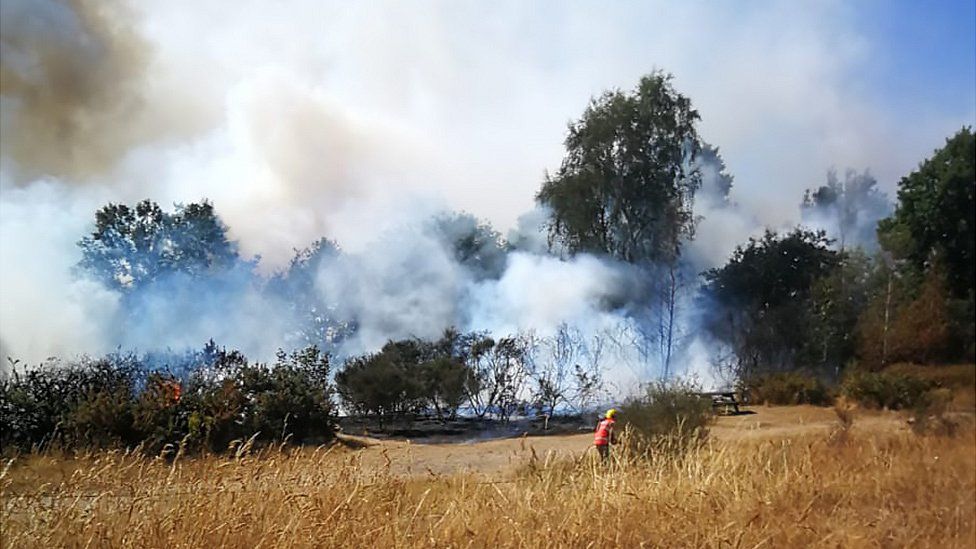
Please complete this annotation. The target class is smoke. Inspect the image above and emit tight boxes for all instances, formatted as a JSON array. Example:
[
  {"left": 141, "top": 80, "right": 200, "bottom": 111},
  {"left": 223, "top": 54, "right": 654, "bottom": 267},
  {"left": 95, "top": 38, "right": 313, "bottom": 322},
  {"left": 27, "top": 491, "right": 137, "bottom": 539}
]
[
  {"left": 685, "top": 145, "right": 764, "bottom": 271},
  {"left": 2, "top": 1, "right": 969, "bottom": 390},
  {"left": 317, "top": 222, "right": 465, "bottom": 353},
  {"left": 800, "top": 169, "right": 892, "bottom": 251},
  {"left": 0, "top": 181, "right": 119, "bottom": 361},
  {"left": 1, "top": 0, "right": 151, "bottom": 180}
]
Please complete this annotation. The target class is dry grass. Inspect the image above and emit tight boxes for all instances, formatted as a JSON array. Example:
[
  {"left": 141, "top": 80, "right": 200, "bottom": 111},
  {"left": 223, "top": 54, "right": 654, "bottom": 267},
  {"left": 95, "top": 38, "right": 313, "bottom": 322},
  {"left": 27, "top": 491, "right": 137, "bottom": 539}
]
[{"left": 2, "top": 414, "right": 974, "bottom": 548}]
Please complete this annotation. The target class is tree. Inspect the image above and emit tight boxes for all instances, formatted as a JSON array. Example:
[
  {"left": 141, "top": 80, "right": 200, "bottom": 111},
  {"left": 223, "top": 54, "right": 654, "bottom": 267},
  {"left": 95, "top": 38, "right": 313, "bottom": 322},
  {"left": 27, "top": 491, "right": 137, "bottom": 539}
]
[
  {"left": 267, "top": 238, "right": 353, "bottom": 351},
  {"left": 464, "top": 334, "right": 529, "bottom": 422},
  {"left": 695, "top": 142, "right": 735, "bottom": 204},
  {"left": 805, "top": 250, "right": 873, "bottom": 374},
  {"left": 537, "top": 72, "right": 703, "bottom": 379},
  {"left": 801, "top": 169, "right": 891, "bottom": 250},
  {"left": 700, "top": 229, "right": 839, "bottom": 379},
  {"left": 526, "top": 325, "right": 580, "bottom": 418},
  {"left": 857, "top": 263, "right": 952, "bottom": 366},
  {"left": 569, "top": 330, "right": 607, "bottom": 413},
  {"left": 335, "top": 332, "right": 479, "bottom": 422},
  {"left": 335, "top": 339, "right": 429, "bottom": 419},
  {"left": 877, "top": 128, "right": 975, "bottom": 298},
  {"left": 537, "top": 72, "right": 702, "bottom": 264},
  {"left": 428, "top": 212, "right": 508, "bottom": 280},
  {"left": 875, "top": 127, "right": 975, "bottom": 362},
  {"left": 78, "top": 199, "right": 239, "bottom": 292},
  {"left": 419, "top": 356, "right": 472, "bottom": 421}
]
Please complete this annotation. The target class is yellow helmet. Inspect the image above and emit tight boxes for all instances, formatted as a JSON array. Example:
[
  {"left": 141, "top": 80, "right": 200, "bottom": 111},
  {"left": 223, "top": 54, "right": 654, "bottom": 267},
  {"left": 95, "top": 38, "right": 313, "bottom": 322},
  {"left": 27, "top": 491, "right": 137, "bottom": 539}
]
[{"left": 606, "top": 408, "right": 617, "bottom": 419}]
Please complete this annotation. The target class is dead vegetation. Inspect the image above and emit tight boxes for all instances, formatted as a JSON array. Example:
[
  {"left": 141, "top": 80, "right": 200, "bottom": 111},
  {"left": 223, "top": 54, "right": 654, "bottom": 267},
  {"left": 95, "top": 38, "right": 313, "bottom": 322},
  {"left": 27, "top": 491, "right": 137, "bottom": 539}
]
[{"left": 2, "top": 407, "right": 973, "bottom": 548}]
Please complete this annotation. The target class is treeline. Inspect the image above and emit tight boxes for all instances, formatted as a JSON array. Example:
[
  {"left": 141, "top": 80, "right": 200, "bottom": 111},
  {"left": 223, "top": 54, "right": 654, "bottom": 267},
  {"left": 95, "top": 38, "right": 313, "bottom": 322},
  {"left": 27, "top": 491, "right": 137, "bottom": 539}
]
[
  {"left": 73, "top": 200, "right": 508, "bottom": 354},
  {"left": 700, "top": 129, "right": 974, "bottom": 385}
]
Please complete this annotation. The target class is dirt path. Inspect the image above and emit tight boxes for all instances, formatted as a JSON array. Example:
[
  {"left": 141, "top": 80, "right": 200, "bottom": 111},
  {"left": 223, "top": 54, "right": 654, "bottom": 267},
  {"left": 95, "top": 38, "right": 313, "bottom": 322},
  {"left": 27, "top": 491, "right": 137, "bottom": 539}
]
[{"left": 335, "top": 405, "right": 912, "bottom": 477}]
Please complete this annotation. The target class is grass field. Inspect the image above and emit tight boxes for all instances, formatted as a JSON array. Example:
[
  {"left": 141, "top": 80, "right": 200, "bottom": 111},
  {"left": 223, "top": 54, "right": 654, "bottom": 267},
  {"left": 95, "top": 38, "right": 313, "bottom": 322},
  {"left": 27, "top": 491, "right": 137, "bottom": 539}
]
[{"left": 3, "top": 404, "right": 974, "bottom": 548}]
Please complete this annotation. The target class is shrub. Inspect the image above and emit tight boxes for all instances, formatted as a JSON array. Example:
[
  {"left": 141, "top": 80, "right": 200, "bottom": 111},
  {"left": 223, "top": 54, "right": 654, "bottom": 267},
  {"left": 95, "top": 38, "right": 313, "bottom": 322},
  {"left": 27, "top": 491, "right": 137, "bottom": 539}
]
[
  {"left": 619, "top": 380, "right": 714, "bottom": 456},
  {"left": 742, "top": 372, "right": 833, "bottom": 406},
  {"left": 0, "top": 344, "right": 336, "bottom": 455},
  {"left": 335, "top": 335, "right": 481, "bottom": 422},
  {"left": 236, "top": 347, "right": 335, "bottom": 444},
  {"left": 909, "top": 387, "right": 958, "bottom": 437},
  {"left": 841, "top": 370, "right": 934, "bottom": 410},
  {"left": 883, "top": 363, "right": 976, "bottom": 389}
]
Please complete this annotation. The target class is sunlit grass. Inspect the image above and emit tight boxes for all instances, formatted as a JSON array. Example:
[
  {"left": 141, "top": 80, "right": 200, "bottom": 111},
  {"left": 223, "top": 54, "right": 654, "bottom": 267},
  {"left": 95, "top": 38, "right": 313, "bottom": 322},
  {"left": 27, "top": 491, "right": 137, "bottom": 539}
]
[{"left": 2, "top": 416, "right": 973, "bottom": 548}]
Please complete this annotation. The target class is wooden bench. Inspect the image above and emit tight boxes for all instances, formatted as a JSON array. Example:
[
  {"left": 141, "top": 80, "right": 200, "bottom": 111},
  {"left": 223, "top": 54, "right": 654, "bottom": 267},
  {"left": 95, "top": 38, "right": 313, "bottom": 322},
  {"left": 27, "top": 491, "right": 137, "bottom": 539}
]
[{"left": 700, "top": 391, "right": 741, "bottom": 415}]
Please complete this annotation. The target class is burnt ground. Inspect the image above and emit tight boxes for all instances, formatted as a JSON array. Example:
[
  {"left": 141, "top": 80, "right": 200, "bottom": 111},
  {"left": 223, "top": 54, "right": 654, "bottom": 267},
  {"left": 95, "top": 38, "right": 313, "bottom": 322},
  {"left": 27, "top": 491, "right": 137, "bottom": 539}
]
[{"left": 336, "top": 414, "right": 592, "bottom": 444}]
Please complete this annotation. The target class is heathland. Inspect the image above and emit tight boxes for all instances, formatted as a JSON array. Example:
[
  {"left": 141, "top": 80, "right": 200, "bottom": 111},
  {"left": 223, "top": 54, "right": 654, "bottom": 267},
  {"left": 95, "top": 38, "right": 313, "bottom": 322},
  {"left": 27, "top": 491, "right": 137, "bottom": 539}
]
[{"left": 3, "top": 397, "right": 974, "bottom": 548}]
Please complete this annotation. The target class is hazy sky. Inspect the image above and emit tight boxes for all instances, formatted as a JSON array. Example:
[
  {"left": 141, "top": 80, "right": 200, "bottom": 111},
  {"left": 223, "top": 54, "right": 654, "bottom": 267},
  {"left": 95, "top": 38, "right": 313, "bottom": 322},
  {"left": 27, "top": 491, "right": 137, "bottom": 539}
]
[{"left": 2, "top": 0, "right": 975, "bottom": 264}]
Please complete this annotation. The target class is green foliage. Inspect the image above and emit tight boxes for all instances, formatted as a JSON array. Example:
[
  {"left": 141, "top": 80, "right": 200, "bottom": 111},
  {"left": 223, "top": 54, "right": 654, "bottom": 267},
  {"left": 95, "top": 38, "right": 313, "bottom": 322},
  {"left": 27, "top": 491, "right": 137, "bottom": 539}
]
[
  {"left": 0, "top": 344, "right": 336, "bottom": 455},
  {"left": 420, "top": 356, "right": 473, "bottom": 421},
  {"left": 336, "top": 347, "right": 422, "bottom": 418},
  {"left": 0, "top": 355, "right": 144, "bottom": 451},
  {"left": 236, "top": 347, "right": 334, "bottom": 443},
  {"left": 840, "top": 370, "right": 934, "bottom": 410},
  {"left": 701, "top": 229, "right": 839, "bottom": 378},
  {"left": 77, "top": 199, "right": 240, "bottom": 292},
  {"left": 619, "top": 380, "right": 713, "bottom": 455},
  {"left": 335, "top": 331, "right": 482, "bottom": 422},
  {"left": 742, "top": 372, "right": 833, "bottom": 406},
  {"left": 266, "top": 238, "right": 352, "bottom": 350},
  {"left": 877, "top": 127, "right": 974, "bottom": 299},
  {"left": 537, "top": 72, "right": 701, "bottom": 264},
  {"left": 428, "top": 212, "right": 507, "bottom": 280},
  {"left": 806, "top": 251, "right": 874, "bottom": 373}
]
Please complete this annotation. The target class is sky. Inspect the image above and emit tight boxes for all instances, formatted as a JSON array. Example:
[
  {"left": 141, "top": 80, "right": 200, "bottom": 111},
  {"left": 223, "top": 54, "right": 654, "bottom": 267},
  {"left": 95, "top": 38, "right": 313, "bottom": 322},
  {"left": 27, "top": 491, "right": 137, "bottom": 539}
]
[
  {"left": 3, "top": 0, "right": 974, "bottom": 262},
  {"left": 0, "top": 0, "right": 974, "bottom": 365},
  {"left": 150, "top": 1, "right": 974, "bottom": 254}
]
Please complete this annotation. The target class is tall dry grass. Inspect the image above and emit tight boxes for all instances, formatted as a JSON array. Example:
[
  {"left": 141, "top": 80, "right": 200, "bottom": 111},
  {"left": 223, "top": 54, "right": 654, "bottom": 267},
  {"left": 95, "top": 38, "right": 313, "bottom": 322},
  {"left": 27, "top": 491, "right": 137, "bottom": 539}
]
[{"left": 2, "top": 426, "right": 974, "bottom": 548}]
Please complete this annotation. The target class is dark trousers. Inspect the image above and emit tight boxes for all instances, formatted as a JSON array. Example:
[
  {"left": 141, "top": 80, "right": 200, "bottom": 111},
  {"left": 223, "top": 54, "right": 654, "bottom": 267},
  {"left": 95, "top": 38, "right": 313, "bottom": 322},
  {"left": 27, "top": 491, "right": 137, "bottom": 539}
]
[{"left": 596, "top": 444, "right": 609, "bottom": 460}]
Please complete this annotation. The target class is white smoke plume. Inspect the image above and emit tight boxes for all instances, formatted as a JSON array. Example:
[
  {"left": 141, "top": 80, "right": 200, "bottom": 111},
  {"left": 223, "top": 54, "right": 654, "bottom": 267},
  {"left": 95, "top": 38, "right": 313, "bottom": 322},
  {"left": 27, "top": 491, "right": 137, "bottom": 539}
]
[{"left": 1, "top": 0, "right": 972, "bottom": 391}]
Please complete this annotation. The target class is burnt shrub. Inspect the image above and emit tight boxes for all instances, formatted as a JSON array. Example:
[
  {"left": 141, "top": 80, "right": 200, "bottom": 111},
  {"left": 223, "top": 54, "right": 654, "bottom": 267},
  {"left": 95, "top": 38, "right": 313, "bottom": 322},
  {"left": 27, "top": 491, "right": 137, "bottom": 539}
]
[
  {"left": 742, "top": 372, "right": 834, "bottom": 406},
  {"left": 132, "top": 373, "right": 188, "bottom": 452},
  {"left": 841, "top": 370, "right": 934, "bottom": 410},
  {"left": 619, "top": 380, "right": 714, "bottom": 456}
]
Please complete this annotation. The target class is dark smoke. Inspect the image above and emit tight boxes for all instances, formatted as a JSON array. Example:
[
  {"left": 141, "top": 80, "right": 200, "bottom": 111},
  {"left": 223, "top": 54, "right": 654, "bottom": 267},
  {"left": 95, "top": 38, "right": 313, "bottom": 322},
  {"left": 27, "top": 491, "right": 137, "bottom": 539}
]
[{"left": 0, "top": 0, "right": 149, "bottom": 180}]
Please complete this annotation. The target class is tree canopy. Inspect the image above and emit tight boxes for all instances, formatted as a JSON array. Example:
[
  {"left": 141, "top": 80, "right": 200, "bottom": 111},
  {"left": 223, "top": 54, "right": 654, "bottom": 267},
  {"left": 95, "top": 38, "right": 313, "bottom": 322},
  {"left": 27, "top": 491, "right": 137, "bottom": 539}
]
[
  {"left": 701, "top": 229, "right": 839, "bottom": 377},
  {"left": 77, "top": 199, "right": 240, "bottom": 292},
  {"left": 878, "top": 127, "right": 975, "bottom": 298},
  {"left": 537, "top": 72, "right": 702, "bottom": 264},
  {"left": 801, "top": 169, "right": 891, "bottom": 250}
]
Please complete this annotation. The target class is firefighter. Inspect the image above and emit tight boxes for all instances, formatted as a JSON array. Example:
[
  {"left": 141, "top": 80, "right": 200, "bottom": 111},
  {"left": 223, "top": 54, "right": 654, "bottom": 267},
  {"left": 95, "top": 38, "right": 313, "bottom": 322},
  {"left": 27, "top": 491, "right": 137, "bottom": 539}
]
[{"left": 593, "top": 408, "right": 617, "bottom": 460}]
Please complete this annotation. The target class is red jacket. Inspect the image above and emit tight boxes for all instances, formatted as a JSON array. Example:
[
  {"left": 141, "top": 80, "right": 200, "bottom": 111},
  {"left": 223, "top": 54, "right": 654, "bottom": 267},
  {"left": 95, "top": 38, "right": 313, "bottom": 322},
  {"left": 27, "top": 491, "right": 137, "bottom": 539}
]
[{"left": 593, "top": 418, "right": 615, "bottom": 446}]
